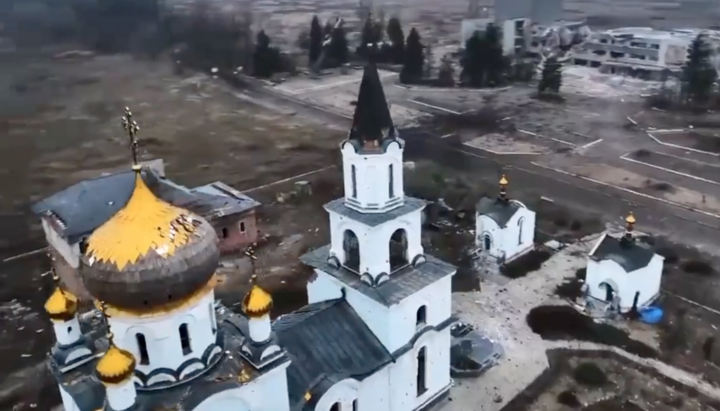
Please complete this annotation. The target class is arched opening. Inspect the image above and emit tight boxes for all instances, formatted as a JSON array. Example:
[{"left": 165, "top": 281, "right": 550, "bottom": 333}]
[
  {"left": 330, "top": 403, "right": 340, "bottom": 411},
  {"left": 484, "top": 234, "right": 492, "bottom": 251},
  {"left": 599, "top": 282, "right": 615, "bottom": 302},
  {"left": 179, "top": 323, "right": 192, "bottom": 355},
  {"left": 351, "top": 165, "right": 357, "bottom": 198},
  {"left": 388, "top": 164, "right": 394, "bottom": 198},
  {"left": 343, "top": 230, "right": 360, "bottom": 272},
  {"left": 416, "top": 306, "right": 427, "bottom": 327},
  {"left": 517, "top": 217, "right": 525, "bottom": 245},
  {"left": 352, "top": 399, "right": 358, "bottom": 411},
  {"left": 389, "top": 229, "right": 409, "bottom": 272},
  {"left": 221, "top": 227, "right": 228, "bottom": 238},
  {"left": 136, "top": 333, "right": 150, "bottom": 365},
  {"left": 416, "top": 347, "right": 427, "bottom": 396}
]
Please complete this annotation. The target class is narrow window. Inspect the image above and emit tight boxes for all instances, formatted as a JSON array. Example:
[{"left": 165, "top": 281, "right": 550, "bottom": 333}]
[
  {"left": 388, "top": 164, "right": 394, "bottom": 198},
  {"left": 221, "top": 227, "right": 228, "bottom": 238},
  {"left": 351, "top": 165, "right": 357, "bottom": 198},
  {"left": 352, "top": 399, "right": 358, "bottom": 411},
  {"left": 240, "top": 221, "right": 246, "bottom": 232},
  {"left": 136, "top": 333, "right": 150, "bottom": 365},
  {"left": 417, "top": 347, "right": 427, "bottom": 396},
  {"left": 209, "top": 304, "right": 217, "bottom": 334},
  {"left": 179, "top": 324, "right": 192, "bottom": 355},
  {"left": 330, "top": 403, "right": 340, "bottom": 411},
  {"left": 67, "top": 326, "right": 72, "bottom": 334},
  {"left": 518, "top": 217, "right": 524, "bottom": 245},
  {"left": 416, "top": 306, "right": 427, "bottom": 326}
]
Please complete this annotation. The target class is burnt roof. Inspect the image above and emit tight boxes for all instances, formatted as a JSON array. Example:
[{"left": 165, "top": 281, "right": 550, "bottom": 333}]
[
  {"left": 589, "top": 234, "right": 656, "bottom": 273},
  {"left": 31, "top": 169, "right": 258, "bottom": 244},
  {"left": 273, "top": 299, "right": 393, "bottom": 408},
  {"left": 348, "top": 63, "right": 395, "bottom": 142},
  {"left": 476, "top": 197, "right": 521, "bottom": 228}
]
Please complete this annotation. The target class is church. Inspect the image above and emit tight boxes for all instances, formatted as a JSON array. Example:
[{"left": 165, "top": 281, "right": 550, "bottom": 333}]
[{"left": 45, "top": 63, "right": 456, "bottom": 411}]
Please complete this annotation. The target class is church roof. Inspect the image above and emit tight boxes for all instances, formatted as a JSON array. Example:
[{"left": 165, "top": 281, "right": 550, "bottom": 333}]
[
  {"left": 476, "top": 196, "right": 521, "bottom": 228},
  {"left": 348, "top": 63, "right": 395, "bottom": 143},
  {"left": 273, "top": 299, "right": 393, "bottom": 408},
  {"left": 301, "top": 245, "right": 456, "bottom": 306},
  {"left": 589, "top": 234, "right": 656, "bottom": 272}
]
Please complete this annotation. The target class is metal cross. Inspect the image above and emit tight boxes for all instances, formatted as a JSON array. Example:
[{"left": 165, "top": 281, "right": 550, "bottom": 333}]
[{"left": 121, "top": 107, "right": 140, "bottom": 166}]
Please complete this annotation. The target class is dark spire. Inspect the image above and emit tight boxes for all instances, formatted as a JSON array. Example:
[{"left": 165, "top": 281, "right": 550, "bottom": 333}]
[{"left": 348, "top": 62, "right": 395, "bottom": 143}]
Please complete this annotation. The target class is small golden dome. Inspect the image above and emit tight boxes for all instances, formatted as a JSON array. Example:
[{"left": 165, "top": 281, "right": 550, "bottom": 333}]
[
  {"left": 304, "top": 391, "right": 312, "bottom": 401},
  {"left": 96, "top": 341, "right": 136, "bottom": 385},
  {"left": 242, "top": 281, "right": 273, "bottom": 318},
  {"left": 45, "top": 287, "right": 78, "bottom": 322},
  {"left": 499, "top": 175, "right": 508, "bottom": 186},
  {"left": 625, "top": 212, "right": 636, "bottom": 225}
]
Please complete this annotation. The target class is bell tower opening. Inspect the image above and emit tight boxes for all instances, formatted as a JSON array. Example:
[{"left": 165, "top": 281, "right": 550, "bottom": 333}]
[
  {"left": 389, "top": 228, "right": 409, "bottom": 272},
  {"left": 343, "top": 229, "right": 360, "bottom": 272}
]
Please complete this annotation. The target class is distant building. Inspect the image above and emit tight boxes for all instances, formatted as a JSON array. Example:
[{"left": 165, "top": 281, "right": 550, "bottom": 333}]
[
  {"left": 585, "top": 213, "right": 664, "bottom": 312},
  {"left": 571, "top": 28, "right": 720, "bottom": 80},
  {"left": 475, "top": 175, "right": 536, "bottom": 264},
  {"left": 31, "top": 159, "right": 259, "bottom": 299}
]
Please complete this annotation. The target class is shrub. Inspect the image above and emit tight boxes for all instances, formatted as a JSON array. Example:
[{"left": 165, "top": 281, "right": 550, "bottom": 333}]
[
  {"left": 572, "top": 362, "right": 608, "bottom": 387},
  {"left": 682, "top": 260, "right": 713, "bottom": 275},
  {"left": 557, "top": 389, "right": 581, "bottom": 407}
]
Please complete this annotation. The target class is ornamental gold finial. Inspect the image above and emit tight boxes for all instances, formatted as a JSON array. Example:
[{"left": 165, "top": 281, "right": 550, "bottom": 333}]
[
  {"left": 121, "top": 107, "right": 140, "bottom": 169},
  {"left": 626, "top": 211, "right": 636, "bottom": 225},
  {"left": 99, "top": 300, "right": 115, "bottom": 342},
  {"left": 499, "top": 174, "right": 508, "bottom": 186}
]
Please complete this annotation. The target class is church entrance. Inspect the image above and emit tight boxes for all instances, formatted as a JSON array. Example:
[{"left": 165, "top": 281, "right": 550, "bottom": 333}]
[
  {"left": 343, "top": 230, "right": 360, "bottom": 273},
  {"left": 599, "top": 282, "right": 615, "bottom": 302},
  {"left": 484, "top": 234, "right": 492, "bottom": 251},
  {"left": 389, "top": 229, "right": 409, "bottom": 272}
]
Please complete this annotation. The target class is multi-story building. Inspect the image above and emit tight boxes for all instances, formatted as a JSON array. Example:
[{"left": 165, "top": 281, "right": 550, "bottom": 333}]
[{"left": 571, "top": 28, "right": 720, "bottom": 80}]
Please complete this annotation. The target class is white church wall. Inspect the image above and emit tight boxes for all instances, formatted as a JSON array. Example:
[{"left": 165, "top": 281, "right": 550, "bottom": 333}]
[
  {"left": 193, "top": 361, "right": 290, "bottom": 411},
  {"left": 315, "top": 368, "right": 392, "bottom": 411},
  {"left": 52, "top": 316, "right": 82, "bottom": 346},
  {"left": 387, "top": 275, "right": 453, "bottom": 353},
  {"left": 107, "top": 290, "right": 217, "bottom": 378},
  {"left": 307, "top": 270, "right": 392, "bottom": 348},
  {"left": 341, "top": 142, "right": 404, "bottom": 213},
  {"left": 388, "top": 328, "right": 452, "bottom": 411},
  {"left": 328, "top": 209, "right": 424, "bottom": 280},
  {"left": 41, "top": 218, "right": 80, "bottom": 268},
  {"left": 586, "top": 258, "right": 626, "bottom": 303},
  {"left": 476, "top": 206, "right": 535, "bottom": 261},
  {"left": 59, "top": 385, "right": 80, "bottom": 411}
]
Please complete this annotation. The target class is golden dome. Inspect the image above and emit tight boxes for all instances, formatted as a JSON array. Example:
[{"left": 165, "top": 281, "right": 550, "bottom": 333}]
[
  {"left": 499, "top": 175, "right": 508, "bottom": 186},
  {"left": 96, "top": 341, "right": 136, "bottom": 385},
  {"left": 45, "top": 287, "right": 78, "bottom": 322},
  {"left": 242, "top": 280, "right": 273, "bottom": 318},
  {"left": 85, "top": 172, "right": 199, "bottom": 271},
  {"left": 625, "top": 212, "right": 636, "bottom": 225}
]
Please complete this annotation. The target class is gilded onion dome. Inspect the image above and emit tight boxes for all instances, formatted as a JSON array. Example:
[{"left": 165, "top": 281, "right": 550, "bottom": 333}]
[
  {"left": 80, "top": 108, "right": 219, "bottom": 310},
  {"left": 96, "top": 340, "right": 136, "bottom": 385},
  {"left": 45, "top": 283, "right": 78, "bottom": 322},
  {"left": 242, "top": 276, "right": 273, "bottom": 318}
]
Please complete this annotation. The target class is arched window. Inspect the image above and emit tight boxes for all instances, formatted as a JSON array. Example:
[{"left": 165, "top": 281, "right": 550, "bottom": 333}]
[
  {"left": 330, "top": 403, "right": 340, "bottom": 411},
  {"left": 351, "top": 165, "right": 357, "bottom": 198},
  {"left": 417, "top": 347, "right": 427, "bottom": 396},
  {"left": 517, "top": 217, "right": 525, "bottom": 245},
  {"left": 352, "top": 399, "right": 358, "bottom": 411},
  {"left": 179, "top": 324, "right": 192, "bottom": 355},
  {"left": 343, "top": 230, "right": 360, "bottom": 272},
  {"left": 136, "top": 333, "right": 150, "bottom": 365},
  {"left": 416, "top": 305, "right": 427, "bottom": 327},
  {"left": 484, "top": 234, "right": 492, "bottom": 251},
  {"left": 388, "top": 164, "right": 394, "bottom": 198},
  {"left": 389, "top": 229, "right": 409, "bottom": 272}
]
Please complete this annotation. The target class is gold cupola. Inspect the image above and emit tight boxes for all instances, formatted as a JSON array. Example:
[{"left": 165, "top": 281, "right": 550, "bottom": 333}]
[
  {"left": 44, "top": 267, "right": 78, "bottom": 322},
  {"left": 499, "top": 174, "right": 509, "bottom": 201},
  {"left": 243, "top": 279, "right": 273, "bottom": 318},
  {"left": 95, "top": 302, "right": 136, "bottom": 385},
  {"left": 80, "top": 107, "right": 220, "bottom": 310}
]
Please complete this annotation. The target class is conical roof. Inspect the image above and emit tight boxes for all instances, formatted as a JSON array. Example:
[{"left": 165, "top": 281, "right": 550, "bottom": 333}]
[
  {"left": 45, "top": 286, "right": 78, "bottom": 322},
  {"left": 348, "top": 62, "right": 395, "bottom": 142},
  {"left": 243, "top": 283, "right": 273, "bottom": 318}
]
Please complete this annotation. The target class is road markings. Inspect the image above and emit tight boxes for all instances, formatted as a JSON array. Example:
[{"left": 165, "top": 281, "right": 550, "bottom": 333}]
[
  {"left": 577, "top": 139, "right": 603, "bottom": 151},
  {"left": 531, "top": 162, "right": 720, "bottom": 220},
  {"left": 517, "top": 129, "right": 576, "bottom": 147},
  {"left": 407, "top": 99, "right": 462, "bottom": 115},
  {"left": 653, "top": 150, "right": 720, "bottom": 168},
  {"left": 647, "top": 132, "right": 719, "bottom": 157},
  {"left": 2, "top": 247, "right": 47, "bottom": 264},
  {"left": 440, "top": 133, "right": 455, "bottom": 139},
  {"left": 620, "top": 153, "right": 720, "bottom": 186},
  {"left": 243, "top": 166, "right": 336, "bottom": 193}
]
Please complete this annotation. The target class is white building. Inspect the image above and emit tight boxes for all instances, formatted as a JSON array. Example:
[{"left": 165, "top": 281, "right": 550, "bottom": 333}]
[
  {"left": 571, "top": 27, "right": 720, "bottom": 79},
  {"left": 46, "top": 66, "right": 456, "bottom": 411},
  {"left": 475, "top": 175, "right": 536, "bottom": 264},
  {"left": 585, "top": 212, "right": 664, "bottom": 312}
]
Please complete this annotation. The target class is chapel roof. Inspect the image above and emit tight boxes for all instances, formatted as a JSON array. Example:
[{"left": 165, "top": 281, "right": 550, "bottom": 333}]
[
  {"left": 476, "top": 197, "right": 521, "bottom": 228},
  {"left": 589, "top": 233, "right": 656, "bottom": 272}
]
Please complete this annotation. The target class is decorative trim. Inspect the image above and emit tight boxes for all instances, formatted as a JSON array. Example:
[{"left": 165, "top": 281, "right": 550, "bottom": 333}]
[
  {"left": 327, "top": 256, "right": 341, "bottom": 269},
  {"left": 360, "top": 273, "right": 374, "bottom": 285},
  {"left": 392, "top": 316, "right": 457, "bottom": 358},
  {"left": 374, "top": 272, "right": 390, "bottom": 286},
  {"left": 411, "top": 254, "right": 427, "bottom": 267}
]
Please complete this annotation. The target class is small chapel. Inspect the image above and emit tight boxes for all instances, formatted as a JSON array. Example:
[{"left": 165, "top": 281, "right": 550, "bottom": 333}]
[
  {"left": 44, "top": 63, "right": 456, "bottom": 411},
  {"left": 585, "top": 212, "right": 664, "bottom": 312},
  {"left": 475, "top": 175, "right": 536, "bottom": 263}
]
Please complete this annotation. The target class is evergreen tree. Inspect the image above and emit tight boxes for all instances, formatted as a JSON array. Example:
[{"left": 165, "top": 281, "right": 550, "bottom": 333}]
[
  {"left": 483, "top": 23, "right": 505, "bottom": 86},
  {"left": 461, "top": 31, "right": 485, "bottom": 87},
  {"left": 400, "top": 27, "right": 424, "bottom": 84},
  {"left": 538, "top": 56, "right": 562, "bottom": 95},
  {"left": 437, "top": 55, "right": 455, "bottom": 87},
  {"left": 386, "top": 17, "right": 405, "bottom": 64},
  {"left": 328, "top": 25, "right": 348, "bottom": 66},
  {"left": 253, "top": 30, "right": 280, "bottom": 78},
  {"left": 309, "top": 15, "right": 323, "bottom": 64},
  {"left": 682, "top": 33, "right": 718, "bottom": 105}
]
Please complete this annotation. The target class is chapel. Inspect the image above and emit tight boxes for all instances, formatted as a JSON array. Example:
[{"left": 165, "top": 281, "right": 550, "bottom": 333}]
[
  {"left": 475, "top": 175, "right": 536, "bottom": 263},
  {"left": 45, "top": 63, "right": 456, "bottom": 411},
  {"left": 585, "top": 212, "right": 664, "bottom": 312}
]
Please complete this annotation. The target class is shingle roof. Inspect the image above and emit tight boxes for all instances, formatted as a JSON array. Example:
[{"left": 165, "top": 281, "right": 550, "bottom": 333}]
[
  {"left": 589, "top": 234, "right": 656, "bottom": 273},
  {"left": 273, "top": 299, "right": 393, "bottom": 407},
  {"left": 476, "top": 197, "right": 521, "bottom": 228}
]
